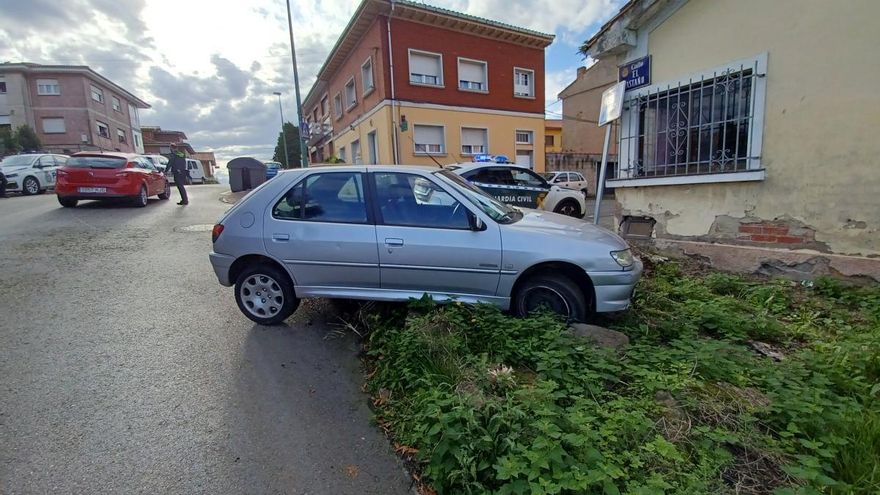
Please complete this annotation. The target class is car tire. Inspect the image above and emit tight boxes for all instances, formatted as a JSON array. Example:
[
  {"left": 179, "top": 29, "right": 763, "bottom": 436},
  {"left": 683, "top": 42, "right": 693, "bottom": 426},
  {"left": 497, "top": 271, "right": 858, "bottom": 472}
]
[
  {"left": 158, "top": 181, "right": 170, "bottom": 200},
  {"left": 22, "top": 176, "right": 40, "bottom": 196},
  {"left": 514, "top": 273, "right": 588, "bottom": 322},
  {"left": 554, "top": 199, "right": 581, "bottom": 218},
  {"left": 234, "top": 264, "right": 299, "bottom": 325},
  {"left": 58, "top": 197, "right": 78, "bottom": 208},
  {"left": 133, "top": 185, "right": 148, "bottom": 207}
]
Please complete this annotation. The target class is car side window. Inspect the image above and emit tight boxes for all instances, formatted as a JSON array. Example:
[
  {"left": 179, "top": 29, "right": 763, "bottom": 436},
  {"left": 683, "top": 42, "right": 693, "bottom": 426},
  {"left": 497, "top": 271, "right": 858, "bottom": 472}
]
[
  {"left": 273, "top": 172, "right": 367, "bottom": 224},
  {"left": 55, "top": 155, "right": 68, "bottom": 166},
  {"left": 374, "top": 172, "right": 470, "bottom": 229},
  {"left": 37, "top": 156, "right": 55, "bottom": 168},
  {"left": 573, "top": 173, "right": 585, "bottom": 182},
  {"left": 512, "top": 168, "right": 547, "bottom": 188}
]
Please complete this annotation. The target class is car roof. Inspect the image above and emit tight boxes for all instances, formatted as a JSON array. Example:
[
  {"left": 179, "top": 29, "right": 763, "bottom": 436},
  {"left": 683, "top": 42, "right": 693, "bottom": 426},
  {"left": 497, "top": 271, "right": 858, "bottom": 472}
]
[
  {"left": 71, "top": 151, "right": 141, "bottom": 159},
  {"left": 449, "top": 162, "right": 532, "bottom": 174},
  {"left": 283, "top": 164, "right": 443, "bottom": 174}
]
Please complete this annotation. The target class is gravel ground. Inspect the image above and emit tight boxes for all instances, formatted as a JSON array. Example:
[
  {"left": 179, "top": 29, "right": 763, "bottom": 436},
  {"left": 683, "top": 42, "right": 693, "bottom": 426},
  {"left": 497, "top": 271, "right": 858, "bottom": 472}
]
[{"left": 0, "top": 186, "right": 412, "bottom": 494}]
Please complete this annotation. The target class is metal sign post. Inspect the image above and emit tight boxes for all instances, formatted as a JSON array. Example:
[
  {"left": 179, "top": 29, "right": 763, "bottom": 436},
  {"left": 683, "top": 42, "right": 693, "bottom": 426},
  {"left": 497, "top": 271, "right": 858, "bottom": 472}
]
[{"left": 593, "top": 81, "right": 626, "bottom": 225}]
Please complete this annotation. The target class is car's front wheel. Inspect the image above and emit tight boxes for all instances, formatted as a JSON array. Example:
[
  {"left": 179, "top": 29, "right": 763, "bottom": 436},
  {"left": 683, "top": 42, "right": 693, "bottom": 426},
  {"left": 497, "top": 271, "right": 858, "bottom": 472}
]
[
  {"left": 554, "top": 199, "right": 581, "bottom": 217},
  {"left": 514, "top": 273, "right": 588, "bottom": 322},
  {"left": 22, "top": 176, "right": 40, "bottom": 196},
  {"left": 234, "top": 264, "right": 299, "bottom": 325}
]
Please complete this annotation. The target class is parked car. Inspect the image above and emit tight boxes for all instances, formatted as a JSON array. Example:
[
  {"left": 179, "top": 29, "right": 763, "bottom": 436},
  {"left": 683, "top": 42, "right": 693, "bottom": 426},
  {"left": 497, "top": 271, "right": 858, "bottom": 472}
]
[
  {"left": 143, "top": 154, "right": 169, "bottom": 173},
  {"left": 165, "top": 158, "right": 206, "bottom": 184},
  {"left": 209, "top": 165, "right": 641, "bottom": 325},
  {"left": 541, "top": 171, "right": 590, "bottom": 195},
  {"left": 265, "top": 161, "right": 282, "bottom": 180},
  {"left": 55, "top": 152, "right": 170, "bottom": 208},
  {"left": 448, "top": 163, "right": 587, "bottom": 217},
  {"left": 0, "top": 153, "right": 68, "bottom": 195}
]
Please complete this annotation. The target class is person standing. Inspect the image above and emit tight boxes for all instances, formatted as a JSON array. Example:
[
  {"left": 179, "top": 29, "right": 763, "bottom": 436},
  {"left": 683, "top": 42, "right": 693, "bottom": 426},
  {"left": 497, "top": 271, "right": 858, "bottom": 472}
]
[
  {"left": 164, "top": 145, "right": 189, "bottom": 205},
  {"left": 0, "top": 169, "right": 7, "bottom": 198}
]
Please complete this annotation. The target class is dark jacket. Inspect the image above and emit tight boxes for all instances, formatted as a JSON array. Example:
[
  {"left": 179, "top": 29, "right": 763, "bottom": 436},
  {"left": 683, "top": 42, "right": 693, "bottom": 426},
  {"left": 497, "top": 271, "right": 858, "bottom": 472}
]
[{"left": 164, "top": 151, "right": 187, "bottom": 176}]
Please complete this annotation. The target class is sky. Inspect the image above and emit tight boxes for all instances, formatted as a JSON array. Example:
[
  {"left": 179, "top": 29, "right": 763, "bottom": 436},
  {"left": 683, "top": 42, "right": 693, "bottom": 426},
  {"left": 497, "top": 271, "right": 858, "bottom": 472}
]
[{"left": 0, "top": 0, "right": 622, "bottom": 166}]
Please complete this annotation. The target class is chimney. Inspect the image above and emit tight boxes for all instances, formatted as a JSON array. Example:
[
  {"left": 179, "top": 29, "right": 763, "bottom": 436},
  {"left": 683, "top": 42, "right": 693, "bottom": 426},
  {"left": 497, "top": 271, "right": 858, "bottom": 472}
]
[{"left": 576, "top": 66, "right": 587, "bottom": 77}]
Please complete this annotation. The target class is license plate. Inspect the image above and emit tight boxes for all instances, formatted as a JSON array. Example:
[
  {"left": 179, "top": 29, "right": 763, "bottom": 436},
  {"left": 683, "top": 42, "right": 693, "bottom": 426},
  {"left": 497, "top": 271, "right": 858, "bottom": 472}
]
[{"left": 78, "top": 187, "right": 107, "bottom": 193}]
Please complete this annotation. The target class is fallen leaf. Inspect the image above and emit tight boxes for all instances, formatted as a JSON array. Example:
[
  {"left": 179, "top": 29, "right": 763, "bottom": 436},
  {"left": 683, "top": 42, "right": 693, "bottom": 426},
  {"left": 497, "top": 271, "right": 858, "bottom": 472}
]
[{"left": 345, "top": 465, "right": 359, "bottom": 478}]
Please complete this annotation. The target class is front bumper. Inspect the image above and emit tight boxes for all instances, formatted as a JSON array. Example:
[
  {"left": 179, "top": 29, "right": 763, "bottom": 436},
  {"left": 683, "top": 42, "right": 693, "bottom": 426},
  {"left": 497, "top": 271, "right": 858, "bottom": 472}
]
[
  {"left": 588, "top": 258, "right": 643, "bottom": 312},
  {"left": 209, "top": 252, "right": 236, "bottom": 286}
]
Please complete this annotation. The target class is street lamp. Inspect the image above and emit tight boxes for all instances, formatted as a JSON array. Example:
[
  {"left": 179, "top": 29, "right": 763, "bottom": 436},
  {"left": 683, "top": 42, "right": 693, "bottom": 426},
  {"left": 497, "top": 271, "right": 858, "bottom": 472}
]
[
  {"left": 272, "top": 91, "right": 290, "bottom": 168},
  {"left": 285, "top": 0, "right": 309, "bottom": 168}
]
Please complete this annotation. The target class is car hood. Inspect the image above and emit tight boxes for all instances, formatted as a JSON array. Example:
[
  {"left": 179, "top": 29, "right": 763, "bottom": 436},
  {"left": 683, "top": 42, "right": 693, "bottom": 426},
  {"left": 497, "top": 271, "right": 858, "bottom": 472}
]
[
  {"left": 505, "top": 209, "right": 627, "bottom": 248},
  {"left": 0, "top": 165, "right": 31, "bottom": 174}
]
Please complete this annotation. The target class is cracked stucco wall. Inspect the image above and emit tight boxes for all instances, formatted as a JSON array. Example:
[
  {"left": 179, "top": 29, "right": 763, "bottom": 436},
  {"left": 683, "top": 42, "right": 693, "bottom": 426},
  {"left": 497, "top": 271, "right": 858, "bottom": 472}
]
[{"left": 615, "top": 0, "right": 880, "bottom": 258}]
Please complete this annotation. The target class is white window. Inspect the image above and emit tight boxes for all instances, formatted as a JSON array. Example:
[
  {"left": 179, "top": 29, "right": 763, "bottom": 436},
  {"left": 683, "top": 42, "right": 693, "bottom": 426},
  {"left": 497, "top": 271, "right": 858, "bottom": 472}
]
[
  {"left": 460, "top": 127, "right": 488, "bottom": 155},
  {"left": 338, "top": 146, "right": 346, "bottom": 163},
  {"left": 344, "top": 78, "right": 357, "bottom": 110},
  {"left": 42, "top": 118, "right": 66, "bottom": 134},
  {"left": 615, "top": 54, "right": 768, "bottom": 187},
  {"left": 117, "top": 128, "right": 126, "bottom": 143},
  {"left": 361, "top": 57, "right": 374, "bottom": 94},
  {"left": 96, "top": 121, "right": 110, "bottom": 138},
  {"left": 409, "top": 50, "right": 443, "bottom": 87},
  {"left": 333, "top": 92, "right": 343, "bottom": 118},
  {"left": 515, "top": 130, "right": 534, "bottom": 144},
  {"left": 112, "top": 96, "right": 121, "bottom": 112},
  {"left": 513, "top": 68, "right": 534, "bottom": 97},
  {"left": 367, "top": 131, "right": 378, "bottom": 164},
  {"left": 458, "top": 58, "right": 487, "bottom": 92},
  {"left": 37, "top": 79, "right": 60, "bottom": 95},
  {"left": 351, "top": 139, "right": 362, "bottom": 164},
  {"left": 320, "top": 95, "right": 329, "bottom": 117},
  {"left": 413, "top": 124, "right": 445, "bottom": 154},
  {"left": 91, "top": 85, "right": 104, "bottom": 103}
]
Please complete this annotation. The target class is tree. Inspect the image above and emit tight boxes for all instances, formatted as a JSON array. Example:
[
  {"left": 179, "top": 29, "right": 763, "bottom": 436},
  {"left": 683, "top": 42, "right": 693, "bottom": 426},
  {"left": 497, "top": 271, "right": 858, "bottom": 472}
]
[
  {"left": 273, "top": 122, "right": 302, "bottom": 168},
  {"left": 13, "top": 125, "right": 42, "bottom": 152},
  {"left": 0, "top": 126, "right": 19, "bottom": 155}
]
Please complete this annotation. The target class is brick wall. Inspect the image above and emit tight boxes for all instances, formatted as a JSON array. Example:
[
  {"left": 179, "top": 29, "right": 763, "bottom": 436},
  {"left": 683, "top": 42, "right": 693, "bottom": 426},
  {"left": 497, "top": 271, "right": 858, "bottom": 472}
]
[{"left": 736, "top": 222, "right": 815, "bottom": 245}]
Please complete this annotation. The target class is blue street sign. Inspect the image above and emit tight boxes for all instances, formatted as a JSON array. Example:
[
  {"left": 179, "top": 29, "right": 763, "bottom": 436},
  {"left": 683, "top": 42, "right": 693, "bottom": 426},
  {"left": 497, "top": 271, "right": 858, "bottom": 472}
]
[{"left": 618, "top": 56, "right": 650, "bottom": 90}]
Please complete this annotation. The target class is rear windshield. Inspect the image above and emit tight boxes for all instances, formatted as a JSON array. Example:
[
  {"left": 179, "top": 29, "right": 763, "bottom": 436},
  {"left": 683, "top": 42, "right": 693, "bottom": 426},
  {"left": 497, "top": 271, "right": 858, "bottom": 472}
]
[{"left": 66, "top": 156, "right": 128, "bottom": 169}]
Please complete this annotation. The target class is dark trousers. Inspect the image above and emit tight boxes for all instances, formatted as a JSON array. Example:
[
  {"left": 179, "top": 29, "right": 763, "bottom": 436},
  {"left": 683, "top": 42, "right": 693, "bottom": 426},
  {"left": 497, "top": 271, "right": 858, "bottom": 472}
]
[
  {"left": 174, "top": 173, "right": 189, "bottom": 203},
  {"left": 0, "top": 173, "right": 6, "bottom": 197}
]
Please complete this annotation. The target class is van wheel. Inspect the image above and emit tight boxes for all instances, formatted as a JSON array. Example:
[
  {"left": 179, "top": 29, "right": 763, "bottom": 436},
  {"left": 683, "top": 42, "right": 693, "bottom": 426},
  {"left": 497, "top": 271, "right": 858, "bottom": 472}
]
[
  {"left": 514, "top": 273, "right": 588, "bottom": 322},
  {"left": 554, "top": 199, "right": 581, "bottom": 217},
  {"left": 235, "top": 264, "right": 299, "bottom": 325}
]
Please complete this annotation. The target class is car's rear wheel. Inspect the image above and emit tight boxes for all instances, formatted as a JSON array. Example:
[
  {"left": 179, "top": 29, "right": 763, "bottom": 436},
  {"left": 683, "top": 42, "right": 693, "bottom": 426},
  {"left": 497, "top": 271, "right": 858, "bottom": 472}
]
[
  {"left": 22, "top": 177, "right": 40, "bottom": 196},
  {"left": 158, "top": 181, "right": 170, "bottom": 200},
  {"left": 234, "top": 264, "right": 299, "bottom": 325},
  {"left": 58, "top": 197, "right": 78, "bottom": 208},
  {"left": 133, "top": 185, "right": 148, "bottom": 207},
  {"left": 514, "top": 273, "right": 588, "bottom": 322},
  {"left": 554, "top": 199, "right": 581, "bottom": 217}
]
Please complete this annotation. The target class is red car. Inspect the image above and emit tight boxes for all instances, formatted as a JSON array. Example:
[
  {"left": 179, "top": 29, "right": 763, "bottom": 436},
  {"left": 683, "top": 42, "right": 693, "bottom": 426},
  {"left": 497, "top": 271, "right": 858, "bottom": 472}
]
[{"left": 56, "top": 152, "right": 170, "bottom": 208}]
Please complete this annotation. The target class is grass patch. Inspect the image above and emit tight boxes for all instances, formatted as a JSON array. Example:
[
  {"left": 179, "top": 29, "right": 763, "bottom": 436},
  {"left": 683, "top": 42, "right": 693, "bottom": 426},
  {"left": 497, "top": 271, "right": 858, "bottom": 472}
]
[{"left": 362, "top": 263, "right": 880, "bottom": 494}]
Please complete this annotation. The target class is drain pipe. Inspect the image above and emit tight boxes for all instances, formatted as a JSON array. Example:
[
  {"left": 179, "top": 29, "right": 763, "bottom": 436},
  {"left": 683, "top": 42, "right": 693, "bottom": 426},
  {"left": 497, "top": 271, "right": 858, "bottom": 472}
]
[{"left": 387, "top": 0, "right": 399, "bottom": 164}]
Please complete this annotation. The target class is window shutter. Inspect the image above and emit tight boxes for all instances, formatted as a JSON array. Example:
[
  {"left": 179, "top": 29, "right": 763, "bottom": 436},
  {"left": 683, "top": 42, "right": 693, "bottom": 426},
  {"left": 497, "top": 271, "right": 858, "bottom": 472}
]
[
  {"left": 42, "top": 118, "right": 65, "bottom": 133},
  {"left": 461, "top": 128, "right": 487, "bottom": 147},
  {"left": 410, "top": 53, "right": 440, "bottom": 77},
  {"left": 414, "top": 125, "right": 443, "bottom": 145},
  {"left": 459, "top": 61, "right": 485, "bottom": 84}
]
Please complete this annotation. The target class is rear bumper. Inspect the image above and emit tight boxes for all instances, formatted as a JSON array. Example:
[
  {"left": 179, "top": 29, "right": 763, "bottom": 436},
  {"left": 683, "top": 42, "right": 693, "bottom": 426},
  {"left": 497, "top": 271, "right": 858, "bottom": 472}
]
[
  {"left": 210, "top": 252, "right": 236, "bottom": 286},
  {"left": 588, "top": 259, "right": 643, "bottom": 312},
  {"left": 56, "top": 182, "right": 140, "bottom": 198}
]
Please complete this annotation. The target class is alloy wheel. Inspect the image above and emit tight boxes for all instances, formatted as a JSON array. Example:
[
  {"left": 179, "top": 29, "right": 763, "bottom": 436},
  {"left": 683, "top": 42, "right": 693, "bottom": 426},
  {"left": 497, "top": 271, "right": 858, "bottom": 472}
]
[{"left": 24, "top": 177, "right": 39, "bottom": 195}]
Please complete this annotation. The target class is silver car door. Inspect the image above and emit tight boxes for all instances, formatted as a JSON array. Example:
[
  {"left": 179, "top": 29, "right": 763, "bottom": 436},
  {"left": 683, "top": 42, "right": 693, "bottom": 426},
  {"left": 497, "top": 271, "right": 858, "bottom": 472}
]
[
  {"left": 263, "top": 171, "right": 379, "bottom": 290},
  {"left": 372, "top": 171, "right": 501, "bottom": 297}
]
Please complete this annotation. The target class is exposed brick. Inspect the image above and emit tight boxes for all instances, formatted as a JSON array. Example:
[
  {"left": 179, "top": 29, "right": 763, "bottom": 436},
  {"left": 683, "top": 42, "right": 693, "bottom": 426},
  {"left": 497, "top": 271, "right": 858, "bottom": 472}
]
[
  {"left": 762, "top": 226, "right": 790, "bottom": 236},
  {"left": 738, "top": 225, "right": 764, "bottom": 234},
  {"left": 776, "top": 236, "right": 804, "bottom": 244},
  {"left": 750, "top": 234, "right": 778, "bottom": 242}
]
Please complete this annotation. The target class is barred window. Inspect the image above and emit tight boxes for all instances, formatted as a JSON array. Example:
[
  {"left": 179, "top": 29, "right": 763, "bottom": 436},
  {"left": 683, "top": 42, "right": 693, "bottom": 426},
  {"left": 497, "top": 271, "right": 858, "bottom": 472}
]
[{"left": 617, "top": 57, "right": 766, "bottom": 183}]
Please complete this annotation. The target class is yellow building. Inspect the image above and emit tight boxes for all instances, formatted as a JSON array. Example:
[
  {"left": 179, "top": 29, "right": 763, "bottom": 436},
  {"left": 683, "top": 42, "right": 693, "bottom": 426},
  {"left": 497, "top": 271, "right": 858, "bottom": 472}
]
[
  {"left": 584, "top": 0, "right": 880, "bottom": 281},
  {"left": 302, "top": 0, "right": 554, "bottom": 171},
  {"left": 544, "top": 119, "right": 562, "bottom": 153}
]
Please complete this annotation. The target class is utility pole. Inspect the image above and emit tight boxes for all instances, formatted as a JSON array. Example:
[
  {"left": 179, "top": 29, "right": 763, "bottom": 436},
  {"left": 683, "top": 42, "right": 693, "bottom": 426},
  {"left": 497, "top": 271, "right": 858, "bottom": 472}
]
[
  {"left": 272, "top": 92, "right": 290, "bottom": 168},
  {"left": 285, "top": 0, "right": 309, "bottom": 168}
]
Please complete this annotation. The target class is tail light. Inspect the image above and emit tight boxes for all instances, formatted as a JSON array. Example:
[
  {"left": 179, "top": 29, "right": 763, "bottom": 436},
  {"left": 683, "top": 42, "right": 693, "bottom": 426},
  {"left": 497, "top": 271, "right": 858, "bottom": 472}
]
[{"left": 212, "top": 224, "right": 224, "bottom": 243}]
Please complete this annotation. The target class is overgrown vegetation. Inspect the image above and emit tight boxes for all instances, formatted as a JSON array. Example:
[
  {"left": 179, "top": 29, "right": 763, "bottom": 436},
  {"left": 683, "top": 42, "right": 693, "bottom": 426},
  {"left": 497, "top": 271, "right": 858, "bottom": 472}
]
[{"left": 361, "top": 262, "right": 880, "bottom": 494}]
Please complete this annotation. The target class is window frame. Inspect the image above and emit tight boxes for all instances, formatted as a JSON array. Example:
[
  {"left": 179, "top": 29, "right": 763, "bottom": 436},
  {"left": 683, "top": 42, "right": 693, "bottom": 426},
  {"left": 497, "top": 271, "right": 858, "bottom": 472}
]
[
  {"left": 96, "top": 120, "right": 110, "bottom": 139},
  {"left": 271, "top": 171, "right": 371, "bottom": 225},
  {"left": 90, "top": 85, "right": 104, "bottom": 104},
  {"left": 412, "top": 123, "right": 446, "bottom": 156},
  {"left": 112, "top": 96, "right": 121, "bottom": 112},
  {"left": 460, "top": 126, "right": 489, "bottom": 156},
  {"left": 351, "top": 139, "right": 362, "bottom": 164},
  {"left": 513, "top": 67, "right": 535, "bottom": 98},
  {"left": 614, "top": 53, "right": 768, "bottom": 188},
  {"left": 544, "top": 134, "right": 555, "bottom": 146},
  {"left": 361, "top": 56, "right": 375, "bottom": 96},
  {"left": 515, "top": 129, "right": 533, "bottom": 145},
  {"left": 457, "top": 57, "right": 488, "bottom": 93},
  {"left": 344, "top": 77, "right": 357, "bottom": 111},
  {"left": 117, "top": 128, "right": 127, "bottom": 144},
  {"left": 320, "top": 94, "right": 329, "bottom": 118},
  {"left": 368, "top": 171, "right": 474, "bottom": 231},
  {"left": 333, "top": 92, "right": 343, "bottom": 119},
  {"left": 36, "top": 79, "right": 61, "bottom": 96},
  {"left": 41, "top": 117, "right": 66, "bottom": 134},
  {"left": 408, "top": 49, "right": 444, "bottom": 88},
  {"left": 0, "top": 80, "right": 6, "bottom": 94}
]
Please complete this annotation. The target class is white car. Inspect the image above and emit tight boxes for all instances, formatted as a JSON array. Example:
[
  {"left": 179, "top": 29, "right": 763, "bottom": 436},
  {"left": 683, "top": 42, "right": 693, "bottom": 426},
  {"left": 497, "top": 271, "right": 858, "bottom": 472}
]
[
  {"left": 0, "top": 153, "right": 68, "bottom": 195},
  {"left": 166, "top": 158, "right": 206, "bottom": 185},
  {"left": 449, "top": 163, "right": 587, "bottom": 217},
  {"left": 542, "top": 171, "right": 590, "bottom": 195},
  {"left": 143, "top": 154, "right": 169, "bottom": 173}
]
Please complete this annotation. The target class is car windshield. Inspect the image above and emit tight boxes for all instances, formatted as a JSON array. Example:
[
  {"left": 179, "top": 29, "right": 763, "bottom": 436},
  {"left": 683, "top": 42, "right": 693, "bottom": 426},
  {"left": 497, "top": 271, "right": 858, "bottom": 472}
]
[
  {"left": 540, "top": 172, "right": 555, "bottom": 180},
  {"left": 435, "top": 169, "right": 522, "bottom": 224},
  {"left": 66, "top": 156, "right": 128, "bottom": 169},
  {"left": 1, "top": 155, "right": 37, "bottom": 167}
]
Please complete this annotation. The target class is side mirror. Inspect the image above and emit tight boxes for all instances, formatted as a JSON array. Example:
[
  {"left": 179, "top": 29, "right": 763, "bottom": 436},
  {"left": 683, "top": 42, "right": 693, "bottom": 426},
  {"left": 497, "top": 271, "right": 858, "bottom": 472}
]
[{"left": 469, "top": 213, "right": 486, "bottom": 231}]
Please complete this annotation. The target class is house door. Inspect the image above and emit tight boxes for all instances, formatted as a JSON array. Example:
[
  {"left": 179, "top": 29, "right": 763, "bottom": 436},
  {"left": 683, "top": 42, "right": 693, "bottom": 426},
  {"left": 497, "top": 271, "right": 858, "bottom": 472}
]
[
  {"left": 367, "top": 131, "right": 379, "bottom": 164},
  {"left": 515, "top": 150, "right": 533, "bottom": 169}
]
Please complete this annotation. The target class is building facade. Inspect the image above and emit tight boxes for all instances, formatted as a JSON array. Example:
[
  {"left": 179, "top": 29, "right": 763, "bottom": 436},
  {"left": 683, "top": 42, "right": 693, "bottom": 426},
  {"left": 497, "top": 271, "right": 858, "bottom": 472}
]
[
  {"left": 0, "top": 63, "right": 149, "bottom": 154},
  {"left": 191, "top": 151, "right": 217, "bottom": 177},
  {"left": 544, "top": 119, "right": 562, "bottom": 153},
  {"left": 584, "top": 0, "right": 880, "bottom": 280},
  {"left": 302, "top": 0, "right": 553, "bottom": 171},
  {"left": 141, "top": 126, "right": 195, "bottom": 156}
]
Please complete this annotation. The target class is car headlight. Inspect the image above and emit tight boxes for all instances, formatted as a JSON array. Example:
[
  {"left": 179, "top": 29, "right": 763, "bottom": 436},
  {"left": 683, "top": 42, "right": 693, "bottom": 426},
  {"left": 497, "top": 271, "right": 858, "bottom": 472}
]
[
  {"left": 610, "top": 249, "right": 634, "bottom": 268},
  {"left": 5, "top": 173, "right": 17, "bottom": 178}
]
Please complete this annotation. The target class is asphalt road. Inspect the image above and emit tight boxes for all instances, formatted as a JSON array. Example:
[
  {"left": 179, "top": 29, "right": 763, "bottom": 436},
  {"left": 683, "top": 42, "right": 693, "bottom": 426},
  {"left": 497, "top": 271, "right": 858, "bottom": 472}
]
[{"left": 0, "top": 186, "right": 413, "bottom": 494}]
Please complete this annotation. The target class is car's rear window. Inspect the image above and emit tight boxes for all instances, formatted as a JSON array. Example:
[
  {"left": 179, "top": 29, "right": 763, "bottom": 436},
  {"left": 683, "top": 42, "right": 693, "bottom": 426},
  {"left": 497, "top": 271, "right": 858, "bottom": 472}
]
[{"left": 66, "top": 156, "right": 128, "bottom": 169}]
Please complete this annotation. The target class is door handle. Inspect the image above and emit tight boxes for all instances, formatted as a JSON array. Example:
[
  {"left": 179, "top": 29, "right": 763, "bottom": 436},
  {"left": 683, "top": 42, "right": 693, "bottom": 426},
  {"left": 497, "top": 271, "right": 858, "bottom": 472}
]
[
  {"left": 384, "top": 238, "right": 404, "bottom": 247},
  {"left": 272, "top": 233, "right": 290, "bottom": 242}
]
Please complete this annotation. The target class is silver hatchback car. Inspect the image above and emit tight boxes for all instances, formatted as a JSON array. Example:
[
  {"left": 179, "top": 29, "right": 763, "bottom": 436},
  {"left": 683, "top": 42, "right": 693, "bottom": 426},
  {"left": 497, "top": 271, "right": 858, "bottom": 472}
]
[{"left": 209, "top": 165, "right": 642, "bottom": 325}]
